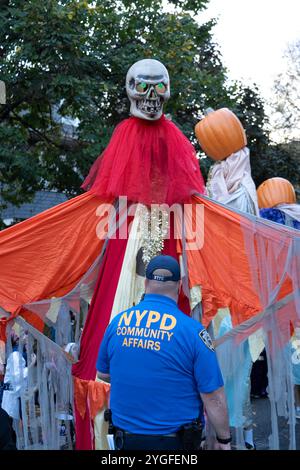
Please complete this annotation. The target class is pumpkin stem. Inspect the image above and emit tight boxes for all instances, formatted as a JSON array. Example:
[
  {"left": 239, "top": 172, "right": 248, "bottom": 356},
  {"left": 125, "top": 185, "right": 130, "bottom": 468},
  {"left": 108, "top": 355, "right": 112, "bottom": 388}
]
[{"left": 204, "top": 107, "right": 215, "bottom": 115}]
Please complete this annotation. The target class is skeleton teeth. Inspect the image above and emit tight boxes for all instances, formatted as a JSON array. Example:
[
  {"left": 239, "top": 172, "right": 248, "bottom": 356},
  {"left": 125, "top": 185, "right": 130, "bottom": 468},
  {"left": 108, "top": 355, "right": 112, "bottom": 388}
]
[
  {"left": 136, "top": 97, "right": 162, "bottom": 114},
  {"left": 126, "top": 59, "right": 170, "bottom": 119}
]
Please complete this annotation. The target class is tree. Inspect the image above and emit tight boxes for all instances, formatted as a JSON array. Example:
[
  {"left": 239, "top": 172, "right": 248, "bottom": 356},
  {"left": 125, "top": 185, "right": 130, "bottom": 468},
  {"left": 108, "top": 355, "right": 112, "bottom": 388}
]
[
  {"left": 231, "top": 83, "right": 270, "bottom": 186},
  {"left": 0, "top": 0, "right": 268, "bottom": 219},
  {"left": 231, "top": 83, "right": 300, "bottom": 192},
  {"left": 270, "top": 40, "right": 300, "bottom": 142}
]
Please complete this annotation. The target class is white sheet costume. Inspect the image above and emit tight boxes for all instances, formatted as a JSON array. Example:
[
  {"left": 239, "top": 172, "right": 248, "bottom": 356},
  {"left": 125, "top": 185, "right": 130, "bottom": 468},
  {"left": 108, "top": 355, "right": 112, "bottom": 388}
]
[
  {"left": 207, "top": 147, "right": 259, "bottom": 215},
  {"left": 1, "top": 351, "right": 28, "bottom": 420}
]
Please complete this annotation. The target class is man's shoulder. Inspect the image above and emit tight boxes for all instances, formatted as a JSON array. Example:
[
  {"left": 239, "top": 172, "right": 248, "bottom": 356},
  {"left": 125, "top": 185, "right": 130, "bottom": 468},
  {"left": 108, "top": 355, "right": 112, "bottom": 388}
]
[{"left": 109, "top": 309, "right": 128, "bottom": 326}]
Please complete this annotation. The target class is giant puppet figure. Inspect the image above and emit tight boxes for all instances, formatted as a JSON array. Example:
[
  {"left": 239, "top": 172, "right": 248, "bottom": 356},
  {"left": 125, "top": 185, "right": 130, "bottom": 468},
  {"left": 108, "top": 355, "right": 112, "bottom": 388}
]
[
  {"left": 72, "top": 59, "right": 206, "bottom": 448},
  {"left": 0, "top": 59, "right": 300, "bottom": 450}
]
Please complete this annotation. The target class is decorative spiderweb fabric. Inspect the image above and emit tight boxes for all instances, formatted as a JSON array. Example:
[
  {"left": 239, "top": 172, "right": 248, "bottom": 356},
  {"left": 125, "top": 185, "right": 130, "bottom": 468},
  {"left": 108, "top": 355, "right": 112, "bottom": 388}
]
[
  {"left": 2, "top": 194, "right": 300, "bottom": 449},
  {"left": 1, "top": 206, "right": 118, "bottom": 450},
  {"left": 4, "top": 248, "right": 111, "bottom": 450},
  {"left": 6, "top": 317, "right": 74, "bottom": 450},
  {"left": 19, "top": 200, "right": 121, "bottom": 350},
  {"left": 7, "top": 201, "right": 128, "bottom": 450},
  {"left": 212, "top": 209, "right": 300, "bottom": 449},
  {"left": 22, "top": 250, "right": 105, "bottom": 344}
]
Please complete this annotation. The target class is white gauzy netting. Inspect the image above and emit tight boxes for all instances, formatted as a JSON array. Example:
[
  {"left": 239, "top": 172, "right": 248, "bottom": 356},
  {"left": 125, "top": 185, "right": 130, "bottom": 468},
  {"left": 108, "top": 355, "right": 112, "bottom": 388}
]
[
  {"left": 6, "top": 317, "right": 74, "bottom": 450},
  {"left": 213, "top": 206, "right": 300, "bottom": 450},
  {"left": 2, "top": 198, "right": 300, "bottom": 450},
  {"left": 1, "top": 203, "right": 121, "bottom": 450}
]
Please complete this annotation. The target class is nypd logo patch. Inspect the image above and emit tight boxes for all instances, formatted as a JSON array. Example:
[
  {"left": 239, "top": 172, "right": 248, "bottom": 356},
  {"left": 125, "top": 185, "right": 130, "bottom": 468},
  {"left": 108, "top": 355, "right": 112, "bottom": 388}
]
[{"left": 199, "top": 329, "right": 215, "bottom": 351}]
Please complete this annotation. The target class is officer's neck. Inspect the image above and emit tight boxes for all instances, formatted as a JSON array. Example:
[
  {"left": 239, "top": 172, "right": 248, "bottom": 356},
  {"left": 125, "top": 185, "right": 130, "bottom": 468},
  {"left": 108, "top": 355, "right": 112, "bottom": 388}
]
[{"left": 144, "top": 290, "right": 178, "bottom": 304}]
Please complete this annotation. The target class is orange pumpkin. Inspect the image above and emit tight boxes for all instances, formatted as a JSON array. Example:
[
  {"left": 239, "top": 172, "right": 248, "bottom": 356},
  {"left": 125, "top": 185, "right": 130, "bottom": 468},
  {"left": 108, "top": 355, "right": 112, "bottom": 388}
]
[
  {"left": 195, "top": 108, "right": 247, "bottom": 160},
  {"left": 257, "top": 177, "right": 296, "bottom": 208}
]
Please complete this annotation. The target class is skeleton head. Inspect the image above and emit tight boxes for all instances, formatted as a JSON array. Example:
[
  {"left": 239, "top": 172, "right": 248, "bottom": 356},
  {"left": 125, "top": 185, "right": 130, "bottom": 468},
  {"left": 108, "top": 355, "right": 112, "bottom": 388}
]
[{"left": 126, "top": 59, "right": 170, "bottom": 121}]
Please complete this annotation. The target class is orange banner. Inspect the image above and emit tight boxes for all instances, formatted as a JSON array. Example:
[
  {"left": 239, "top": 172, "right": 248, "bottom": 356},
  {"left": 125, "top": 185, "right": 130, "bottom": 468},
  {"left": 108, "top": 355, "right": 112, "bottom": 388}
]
[
  {"left": 0, "top": 192, "right": 106, "bottom": 314},
  {"left": 188, "top": 195, "right": 297, "bottom": 327}
]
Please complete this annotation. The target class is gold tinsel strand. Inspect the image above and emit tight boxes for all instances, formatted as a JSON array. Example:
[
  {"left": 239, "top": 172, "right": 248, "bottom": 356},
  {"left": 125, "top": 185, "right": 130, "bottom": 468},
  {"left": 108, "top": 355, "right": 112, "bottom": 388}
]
[{"left": 140, "top": 206, "right": 169, "bottom": 266}]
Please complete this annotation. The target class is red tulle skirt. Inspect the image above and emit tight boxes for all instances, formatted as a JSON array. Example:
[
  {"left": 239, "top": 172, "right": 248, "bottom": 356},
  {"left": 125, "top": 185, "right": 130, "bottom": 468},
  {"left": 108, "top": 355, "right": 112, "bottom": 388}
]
[{"left": 82, "top": 115, "right": 205, "bottom": 205}]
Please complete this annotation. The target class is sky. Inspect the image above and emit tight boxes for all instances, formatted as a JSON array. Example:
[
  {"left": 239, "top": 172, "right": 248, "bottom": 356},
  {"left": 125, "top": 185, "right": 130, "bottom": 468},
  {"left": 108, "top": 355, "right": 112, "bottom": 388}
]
[{"left": 197, "top": 0, "right": 300, "bottom": 101}]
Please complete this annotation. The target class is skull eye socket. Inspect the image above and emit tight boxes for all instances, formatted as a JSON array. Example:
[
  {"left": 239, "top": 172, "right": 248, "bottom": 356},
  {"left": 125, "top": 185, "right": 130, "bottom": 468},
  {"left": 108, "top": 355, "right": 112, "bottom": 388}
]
[
  {"left": 155, "top": 82, "right": 167, "bottom": 94},
  {"left": 136, "top": 82, "right": 149, "bottom": 93}
]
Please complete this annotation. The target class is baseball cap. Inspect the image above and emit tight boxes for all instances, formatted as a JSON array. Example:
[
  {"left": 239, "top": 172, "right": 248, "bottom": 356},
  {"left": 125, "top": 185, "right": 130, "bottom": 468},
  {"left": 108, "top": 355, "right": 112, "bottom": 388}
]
[{"left": 145, "top": 255, "right": 181, "bottom": 282}]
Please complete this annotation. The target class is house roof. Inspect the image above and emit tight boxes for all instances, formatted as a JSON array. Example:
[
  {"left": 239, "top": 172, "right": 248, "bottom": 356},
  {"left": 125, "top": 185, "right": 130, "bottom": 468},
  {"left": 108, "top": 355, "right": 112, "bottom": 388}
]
[{"left": 1, "top": 191, "right": 68, "bottom": 220}]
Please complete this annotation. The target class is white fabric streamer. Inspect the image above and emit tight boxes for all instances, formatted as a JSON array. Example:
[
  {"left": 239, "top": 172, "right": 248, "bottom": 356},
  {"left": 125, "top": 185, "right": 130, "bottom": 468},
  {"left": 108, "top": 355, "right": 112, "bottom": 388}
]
[{"left": 276, "top": 204, "right": 300, "bottom": 223}]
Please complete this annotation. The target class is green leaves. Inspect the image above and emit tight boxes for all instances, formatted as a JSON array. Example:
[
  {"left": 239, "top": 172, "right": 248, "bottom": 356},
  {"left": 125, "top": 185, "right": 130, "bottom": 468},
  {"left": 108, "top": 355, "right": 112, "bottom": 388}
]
[
  {"left": 0, "top": 123, "right": 42, "bottom": 208},
  {"left": 0, "top": 0, "right": 275, "bottom": 222}
]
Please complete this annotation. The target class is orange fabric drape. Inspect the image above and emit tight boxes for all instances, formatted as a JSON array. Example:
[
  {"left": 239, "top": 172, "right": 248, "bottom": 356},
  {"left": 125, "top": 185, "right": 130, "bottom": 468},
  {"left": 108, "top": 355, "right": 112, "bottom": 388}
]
[
  {"left": 188, "top": 195, "right": 296, "bottom": 327},
  {"left": 88, "top": 381, "right": 110, "bottom": 420},
  {"left": 74, "top": 377, "right": 89, "bottom": 420},
  {"left": 73, "top": 377, "right": 110, "bottom": 421},
  {"left": 0, "top": 192, "right": 107, "bottom": 315},
  {"left": 1, "top": 189, "right": 297, "bottom": 336}
]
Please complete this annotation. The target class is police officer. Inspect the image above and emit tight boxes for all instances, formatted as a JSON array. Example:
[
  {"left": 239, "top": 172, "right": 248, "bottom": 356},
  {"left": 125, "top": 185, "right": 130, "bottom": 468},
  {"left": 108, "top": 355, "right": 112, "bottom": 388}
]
[{"left": 96, "top": 255, "right": 231, "bottom": 450}]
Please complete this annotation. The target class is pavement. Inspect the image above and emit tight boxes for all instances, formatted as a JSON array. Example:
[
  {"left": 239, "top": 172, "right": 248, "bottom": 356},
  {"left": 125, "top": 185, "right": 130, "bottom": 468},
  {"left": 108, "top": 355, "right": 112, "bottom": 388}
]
[{"left": 247, "top": 397, "right": 300, "bottom": 450}]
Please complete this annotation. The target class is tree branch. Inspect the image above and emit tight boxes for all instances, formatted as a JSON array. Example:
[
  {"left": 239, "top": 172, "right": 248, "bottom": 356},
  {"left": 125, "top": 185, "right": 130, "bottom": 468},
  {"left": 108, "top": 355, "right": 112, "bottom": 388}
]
[{"left": 11, "top": 112, "right": 87, "bottom": 151}]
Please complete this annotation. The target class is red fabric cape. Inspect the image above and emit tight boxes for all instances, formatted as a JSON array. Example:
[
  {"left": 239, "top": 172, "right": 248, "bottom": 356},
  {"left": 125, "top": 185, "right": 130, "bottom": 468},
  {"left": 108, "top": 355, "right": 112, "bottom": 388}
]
[{"left": 82, "top": 115, "right": 205, "bottom": 205}]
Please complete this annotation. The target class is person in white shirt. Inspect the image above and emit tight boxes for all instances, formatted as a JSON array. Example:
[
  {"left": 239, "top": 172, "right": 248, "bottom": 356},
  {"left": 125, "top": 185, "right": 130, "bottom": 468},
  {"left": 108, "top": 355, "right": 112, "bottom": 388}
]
[{"left": 1, "top": 333, "right": 36, "bottom": 420}]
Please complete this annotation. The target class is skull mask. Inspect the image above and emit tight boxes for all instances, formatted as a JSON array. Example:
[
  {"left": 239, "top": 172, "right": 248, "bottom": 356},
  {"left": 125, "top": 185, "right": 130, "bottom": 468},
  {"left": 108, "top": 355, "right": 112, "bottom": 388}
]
[{"left": 126, "top": 59, "right": 170, "bottom": 121}]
